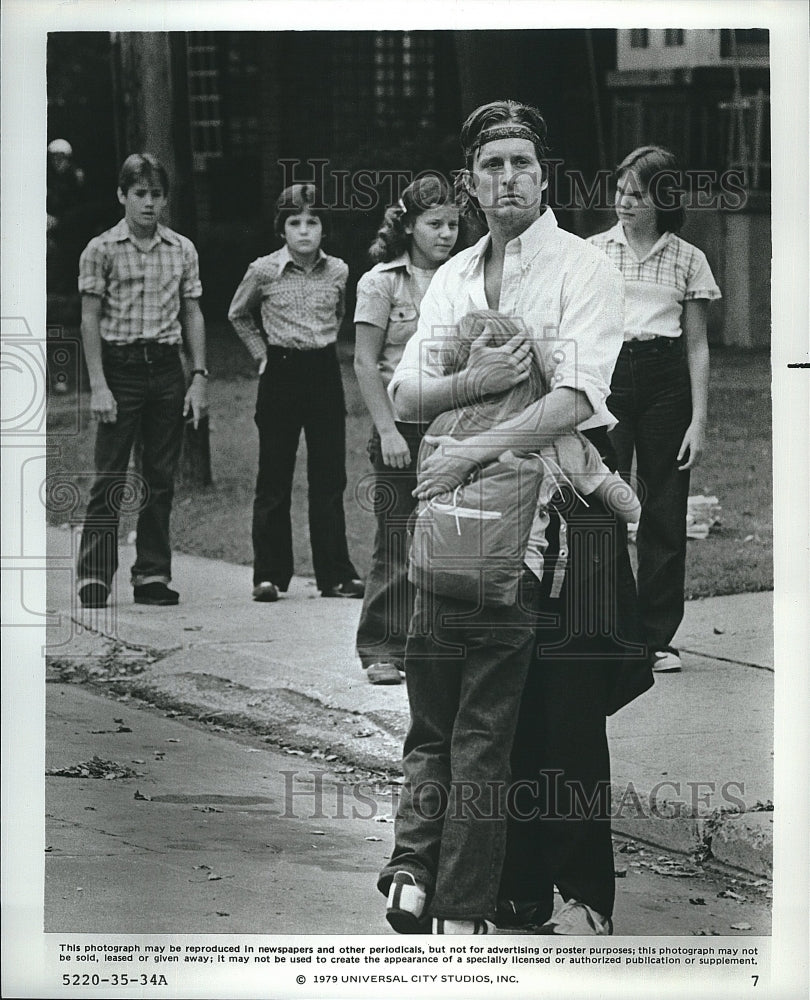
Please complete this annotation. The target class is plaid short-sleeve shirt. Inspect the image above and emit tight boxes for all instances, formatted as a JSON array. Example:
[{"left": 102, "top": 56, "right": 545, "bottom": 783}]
[
  {"left": 78, "top": 218, "right": 202, "bottom": 345},
  {"left": 588, "top": 223, "right": 721, "bottom": 341}
]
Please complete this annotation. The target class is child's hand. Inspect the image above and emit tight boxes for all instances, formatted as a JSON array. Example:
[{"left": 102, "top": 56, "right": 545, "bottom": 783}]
[
  {"left": 379, "top": 428, "right": 411, "bottom": 469},
  {"left": 90, "top": 384, "right": 117, "bottom": 423},
  {"left": 677, "top": 420, "right": 705, "bottom": 470},
  {"left": 414, "top": 435, "right": 478, "bottom": 499},
  {"left": 466, "top": 329, "right": 532, "bottom": 398},
  {"left": 258, "top": 357, "right": 267, "bottom": 376},
  {"left": 183, "top": 377, "right": 209, "bottom": 430}
]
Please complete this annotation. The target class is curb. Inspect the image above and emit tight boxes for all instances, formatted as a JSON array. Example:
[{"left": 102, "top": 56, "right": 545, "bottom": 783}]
[{"left": 46, "top": 642, "right": 773, "bottom": 879}]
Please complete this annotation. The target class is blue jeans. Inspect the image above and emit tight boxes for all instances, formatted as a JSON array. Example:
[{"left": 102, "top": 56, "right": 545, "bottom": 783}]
[
  {"left": 355, "top": 423, "right": 426, "bottom": 669},
  {"left": 608, "top": 338, "right": 692, "bottom": 652},
  {"left": 378, "top": 572, "right": 543, "bottom": 921},
  {"left": 77, "top": 343, "right": 185, "bottom": 590}
]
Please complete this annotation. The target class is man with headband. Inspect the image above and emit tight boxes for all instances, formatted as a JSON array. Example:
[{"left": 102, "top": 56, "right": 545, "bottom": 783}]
[{"left": 379, "top": 100, "right": 651, "bottom": 935}]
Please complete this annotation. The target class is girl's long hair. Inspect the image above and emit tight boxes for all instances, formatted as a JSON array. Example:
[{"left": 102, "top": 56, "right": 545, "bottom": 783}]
[
  {"left": 369, "top": 174, "right": 456, "bottom": 263},
  {"left": 615, "top": 145, "right": 686, "bottom": 234}
]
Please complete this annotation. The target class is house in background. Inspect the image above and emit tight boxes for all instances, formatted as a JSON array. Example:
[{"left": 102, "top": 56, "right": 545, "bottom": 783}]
[
  {"left": 603, "top": 28, "right": 771, "bottom": 348},
  {"left": 48, "top": 28, "right": 771, "bottom": 347}
]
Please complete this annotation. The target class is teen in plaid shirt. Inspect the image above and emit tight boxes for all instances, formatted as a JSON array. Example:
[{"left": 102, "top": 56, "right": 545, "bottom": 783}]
[
  {"left": 589, "top": 145, "right": 721, "bottom": 674},
  {"left": 76, "top": 153, "right": 208, "bottom": 609}
]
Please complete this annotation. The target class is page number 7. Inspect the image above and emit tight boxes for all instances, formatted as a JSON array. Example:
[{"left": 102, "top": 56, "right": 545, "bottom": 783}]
[{"left": 751, "top": 976, "right": 759, "bottom": 987}]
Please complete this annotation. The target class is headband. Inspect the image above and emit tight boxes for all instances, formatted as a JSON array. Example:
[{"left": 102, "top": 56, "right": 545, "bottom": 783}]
[{"left": 465, "top": 123, "right": 541, "bottom": 158}]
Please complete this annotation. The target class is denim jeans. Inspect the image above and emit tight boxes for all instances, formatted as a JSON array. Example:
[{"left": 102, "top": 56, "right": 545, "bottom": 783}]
[
  {"left": 378, "top": 572, "right": 543, "bottom": 921},
  {"left": 355, "top": 422, "right": 425, "bottom": 669},
  {"left": 252, "top": 344, "right": 358, "bottom": 592},
  {"left": 77, "top": 343, "right": 185, "bottom": 590},
  {"left": 607, "top": 338, "right": 693, "bottom": 652}
]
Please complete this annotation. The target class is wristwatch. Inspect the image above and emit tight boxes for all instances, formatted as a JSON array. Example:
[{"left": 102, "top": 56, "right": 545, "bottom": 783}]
[{"left": 191, "top": 368, "right": 209, "bottom": 379}]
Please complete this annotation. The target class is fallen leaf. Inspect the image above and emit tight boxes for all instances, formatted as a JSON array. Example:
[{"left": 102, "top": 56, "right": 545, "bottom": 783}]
[
  {"left": 194, "top": 864, "right": 212, "bottom": 871},
  {"left": 689, "top": 898, "right": 706, "bottom": 905},
  {"left": 365, "top": 836, "right": 383, "bottom": 842},
  {"left": 731, "top": 922, "right": 753, "bottom": 931},
  {"left": 45, "top": 846, "right": 53, "bottom": 852},
  {"left": 718, "top": 889, "right": 746, "bottom": 901},
  {"left": 216, "top": 911, "right": 229, "bottom": 917},
  {"left": 693, "top": 928, "right": 720, "bottom": 936},
  {"left": 134, "top": 790, "right": 152, "bottom": 801},
  {"left": 183, "top": 626, "right": 203, "bottom": 631},
  {"left": 116, "top": 726, "right": 132, "bottom": 733},
  {"left": 207, "top": 873, "right": 222, "bottom": 881},
  {"left": 84, "top": 806, "right": 96, "bottom": 811},
  {"left": 325, "top": 754, "right": 338, "bottom": 762},
  {"left": 166, "top": 738, "right": 180, "bottom": 743},
  {"left": 713, "top": 627, "right": 725, "bottom": 635},
  {"left": 310, "top": 830, "right": 326, "bottom": 836}
]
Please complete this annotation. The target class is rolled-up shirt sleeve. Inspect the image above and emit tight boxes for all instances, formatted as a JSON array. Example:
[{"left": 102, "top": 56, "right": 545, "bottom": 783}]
[
  {"left": 77, "top": 237, "right": 107, "bottom": 296},
  {"left": 228, "top": 261, "right": 267, "bottom": 363},
  {"left": 550, "top": 252, "right": 624, "bottom": 431},
  {"left": 180, "top": 239, "right": 203, "bottom": 299}
]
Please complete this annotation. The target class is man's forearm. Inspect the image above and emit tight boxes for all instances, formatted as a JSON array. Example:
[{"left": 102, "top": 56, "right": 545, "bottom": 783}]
[
  {"left": 441, "top": 387, "right": 594, "bottom": 461},
  {"left": 392, "top": 368, "right": 484, "bottom": 423}
]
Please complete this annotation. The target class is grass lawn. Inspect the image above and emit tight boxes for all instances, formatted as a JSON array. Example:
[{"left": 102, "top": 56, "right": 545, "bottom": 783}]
[{"left": 47, "top": 324, "right": 772, "bottom": 599}]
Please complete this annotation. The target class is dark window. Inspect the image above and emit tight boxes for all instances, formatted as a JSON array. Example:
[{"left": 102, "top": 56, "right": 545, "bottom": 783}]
[
  {"left": 720, "top": 29, "right": 769, "bottom": 58},
  {"left": 664, "top": 29, "right": 685, "bottom": 47},
  {"left": 630, "top": 29, "right": 649, "bottom": 49}
]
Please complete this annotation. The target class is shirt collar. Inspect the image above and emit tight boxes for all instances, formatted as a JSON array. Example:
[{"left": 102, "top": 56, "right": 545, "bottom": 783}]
[
  {"left": 608, "top": 221, "right": 672, "bottom": 260},
  {"left": 278, "top": 244, "right": 327, "bottom": 271},
  {"left": 376, "top": 252, "right": 412, "bottom": 273},
  {"left": 112, "top": 217, "right": 179, "bottom": 248},
  {"left": 460, "top": 208, "right": 559, "bottom": 274}
]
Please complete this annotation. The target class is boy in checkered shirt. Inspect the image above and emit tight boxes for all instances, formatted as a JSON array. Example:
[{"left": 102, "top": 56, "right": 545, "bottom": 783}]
[{"left": 75, "top": 153, "right": 208, "bottom": 609}]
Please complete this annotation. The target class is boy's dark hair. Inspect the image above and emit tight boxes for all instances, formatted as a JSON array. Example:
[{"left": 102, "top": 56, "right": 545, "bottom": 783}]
[
  {"left": 368, "top": 174, "right": 457, "bottom": 264},
  {"left": 118, "top": 153, "right": 170, "bottom": 195},
  {"left": 273, "top": 184, "right": 329, "bottom": 239},
  {"left": 457, "top": 100, "right": 550, "bottom": 226},
  {"left": 615, "top": 145, "right": 685, "bottom": 234}
]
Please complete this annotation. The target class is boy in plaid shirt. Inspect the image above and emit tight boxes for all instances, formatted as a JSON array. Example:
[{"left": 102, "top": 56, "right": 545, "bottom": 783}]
[{"left": 76, "top": 153, "right": 208, "bottom": 608}]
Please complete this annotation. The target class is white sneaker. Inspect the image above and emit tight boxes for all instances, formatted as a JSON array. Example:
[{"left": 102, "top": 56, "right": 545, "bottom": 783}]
[
  {"left": 651, "top": 649, "right": 682, "bottom": 673},
  {"left": 540, "top": 899, "right": 613, "bottom": 935},
  {"left": 432, "top": 918, "right": 494, "bottom": 934}
]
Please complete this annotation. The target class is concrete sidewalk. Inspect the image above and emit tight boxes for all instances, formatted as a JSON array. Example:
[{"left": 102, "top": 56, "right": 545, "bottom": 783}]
[{"left": 44, "top": 526, "right": 774, "bottom": 876}]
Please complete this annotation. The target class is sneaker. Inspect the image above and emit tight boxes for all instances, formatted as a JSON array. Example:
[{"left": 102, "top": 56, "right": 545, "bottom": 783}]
[
  {"left": 494, "top": 898, "right": 547, "bottom": 929},
  {"left": 538, "top": 899, "right": 613, "bottom": 935},
  {"left": 651, "top": 647, "right": 682, "bottom": 673},
  {"left": 321, "top": 579, "right": 365, "bottom": 599},
  {"left": 366, "top": 661, "right": 402, "bottom": 685},
  {"left": 79, "top": 582, "right": 109, "bottom": 609},
  {"left": 252, "top": 581, "right": 280, "bottom": 602},
  {"left": 432, "top": 918, "right": 494, "bottom": 934},
  {"left": 133, "top": 582, "right": 179, "bottom": 606},
  {"left": 386, "top": 872, "right": 428, "bottom": 934}
]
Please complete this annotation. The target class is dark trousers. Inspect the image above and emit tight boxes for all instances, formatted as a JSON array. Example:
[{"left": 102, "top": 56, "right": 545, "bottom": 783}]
[
  {"left": 378, "top": 573, "right": 543, "bottom": 921},
  {"left": 354, "top": 422, "right": 425, "bottom": 668},
  {"left": 252, "top": 344, "right": 358, "bottom": 592},
  {"left": 608, "top": 338, "right": 693, "bottom": 652},
  {"left": 77, "top": 343, "right": 185, "bottom": 590}
]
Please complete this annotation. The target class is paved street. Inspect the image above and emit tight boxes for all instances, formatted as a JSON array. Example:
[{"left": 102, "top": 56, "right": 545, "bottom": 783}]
[{"left": 46, "top": 683, "right": 771, "bottom": 937}]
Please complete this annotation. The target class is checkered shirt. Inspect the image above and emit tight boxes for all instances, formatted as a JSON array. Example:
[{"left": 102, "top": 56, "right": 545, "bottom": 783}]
[
  {"left": 227, "top": 246, "right": 348, "bottom": 361},
  {"left": 78, "top": 218, "right": 202, "bottom": 345},
  {"left": 588, "top": 223, "right": 721, "bottom": 341}
]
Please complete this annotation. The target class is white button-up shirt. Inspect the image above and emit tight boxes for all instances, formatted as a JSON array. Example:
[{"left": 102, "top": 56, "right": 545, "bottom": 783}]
[{"left": 389, "top": 208, "right": 624, "bottom": 432}]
